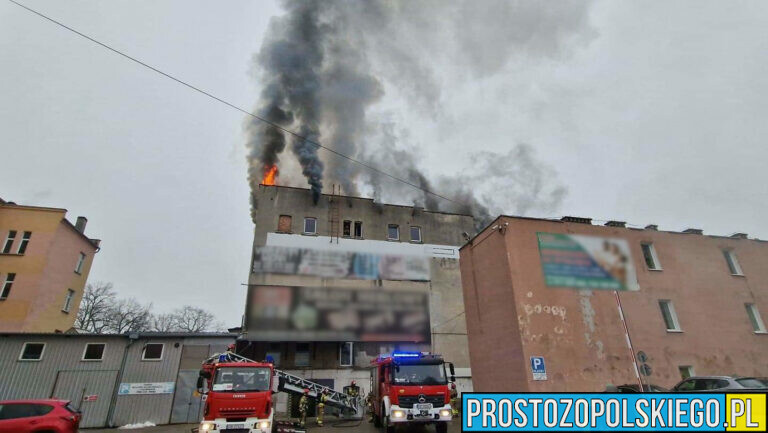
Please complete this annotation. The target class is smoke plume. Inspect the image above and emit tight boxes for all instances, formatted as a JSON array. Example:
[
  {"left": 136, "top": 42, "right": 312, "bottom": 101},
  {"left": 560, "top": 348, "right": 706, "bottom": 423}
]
[{"left": 246, "top": 0, "right": 595, "bottom": 228}]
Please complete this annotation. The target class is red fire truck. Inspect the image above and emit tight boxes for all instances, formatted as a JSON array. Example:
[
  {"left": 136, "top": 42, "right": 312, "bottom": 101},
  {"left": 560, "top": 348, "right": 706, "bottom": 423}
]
[
  {"left": 197, "top": 351, "right": 360, "bottom": 433},
  {"left": 370, "top": 352, "right": 455, "bottom": 433}
]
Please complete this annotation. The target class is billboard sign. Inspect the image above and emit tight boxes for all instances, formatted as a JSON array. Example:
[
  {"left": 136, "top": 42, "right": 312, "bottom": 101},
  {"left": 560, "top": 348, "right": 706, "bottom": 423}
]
[
  {"left": 246, "top": 285, "right": 430, "bottom": 342},
  {"left": 537, "top": 232, "right": 639, "bottom": 291}
]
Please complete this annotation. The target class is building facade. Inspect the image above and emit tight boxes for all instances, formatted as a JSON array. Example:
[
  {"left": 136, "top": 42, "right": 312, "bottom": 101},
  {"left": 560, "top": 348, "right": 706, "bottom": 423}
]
[
  {"left": 0, "top": 199, "right": 100, "bottom": 332},
  {"left": 460, "top": 215, "right": 768, "bottom": 392},
  {"left": 0, "top": 332, "right": 235, "bottom": 427},
  {"left": 242, "top": 185, "right": 475, "bottom": 415}
]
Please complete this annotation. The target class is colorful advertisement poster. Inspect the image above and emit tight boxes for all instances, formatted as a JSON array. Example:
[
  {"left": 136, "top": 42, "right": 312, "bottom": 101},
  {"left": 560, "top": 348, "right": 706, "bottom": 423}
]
[
  {"left": 246, "top": 285, "right": 430, "bottom": 342},
  {"left": 537, "top": 232, "right": 639, "bottom": 291}
]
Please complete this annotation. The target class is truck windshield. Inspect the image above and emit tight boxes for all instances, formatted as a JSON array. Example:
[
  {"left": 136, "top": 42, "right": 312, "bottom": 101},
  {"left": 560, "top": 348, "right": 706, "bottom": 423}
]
[
  {"left": 393, "top": 363, "right": 447, "bottom": 385},
  {"left": 212, "top": 367, "right": 271, "bottom": 392}
]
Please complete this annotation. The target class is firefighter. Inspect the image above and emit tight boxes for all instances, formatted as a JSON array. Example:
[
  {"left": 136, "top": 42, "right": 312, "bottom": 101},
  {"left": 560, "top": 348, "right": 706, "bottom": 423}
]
[
  {"left": 450, "top": 383, "right": 459, "bottom": 416},
  {"left": 365, "top": 391, "right": 374, "bottom": 423},
  {"left": 347, "top": 380, "right": 360, "bottom": 398},
  {"left": 316, "top": 389, "right": 328, "bottom": 426},
  {"left": 298, "top": 388, "right": 310, "bottom": 428}
]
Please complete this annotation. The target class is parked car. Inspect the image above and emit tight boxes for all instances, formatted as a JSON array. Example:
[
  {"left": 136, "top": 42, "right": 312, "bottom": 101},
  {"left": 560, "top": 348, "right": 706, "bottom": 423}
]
[
  {"left": 0, "top": 399, "right": 80, "bottom": 433},
  {"left": 615, "top": 384, "right": 669, "bottom": 393},
  {"left": 671, "top": 376, "right": 768, "bottom": 392}
]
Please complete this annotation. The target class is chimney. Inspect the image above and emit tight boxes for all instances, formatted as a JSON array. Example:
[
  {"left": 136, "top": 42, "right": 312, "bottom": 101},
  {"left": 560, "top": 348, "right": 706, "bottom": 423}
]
[
  {"left": 605, "top": 220, "right": 626, "bottom": 228},
  {"left": 75, "top": 216, "right": 88, "bottom": 233},
  {"left": 730, "top": 233, "right": 748, "bottom": 240},
  {"left": 682, "top": 228, "right": 703, "bottom": 235},
  {"left": 645, "top": 224, "right": 658, "bottom": 231},
  {"left": 561, "top": 216, "right": 592, "bottom": 225}
]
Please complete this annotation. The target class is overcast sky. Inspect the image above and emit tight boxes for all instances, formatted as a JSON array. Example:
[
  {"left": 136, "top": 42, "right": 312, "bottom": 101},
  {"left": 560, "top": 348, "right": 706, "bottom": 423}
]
[{"left": 2, "top": 1, "right": 767, "bottom": 325}]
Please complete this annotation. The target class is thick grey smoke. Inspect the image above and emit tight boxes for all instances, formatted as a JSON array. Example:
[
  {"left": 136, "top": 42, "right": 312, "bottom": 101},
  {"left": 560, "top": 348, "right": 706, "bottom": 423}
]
[{"left": 246, "top": 0, "right": 594, "bottom": 227}]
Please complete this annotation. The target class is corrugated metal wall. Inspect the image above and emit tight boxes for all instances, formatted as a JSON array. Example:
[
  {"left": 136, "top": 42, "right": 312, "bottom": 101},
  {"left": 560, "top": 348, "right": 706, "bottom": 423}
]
[{"left": 0, "top": 334, "right": 234, "bottom": 428}]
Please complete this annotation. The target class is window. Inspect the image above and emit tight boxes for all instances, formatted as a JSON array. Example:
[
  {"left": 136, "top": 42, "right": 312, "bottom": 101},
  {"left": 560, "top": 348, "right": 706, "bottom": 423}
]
[
  {"left": 82, "top": 343, "right": 106, "bottom": 361},
  {"left": 266, "top": 343, "right": 281, "bottom": 367},
  {"left": 387, "top": 224, "right": 399, "bottom": 241},
  {"left": 339, "top": 342, "right": 353, "bottom": 367},
  {"left": 410, "top": 226, "right": 422, "bottom": 243},
  {"left": 19, "top": 342, "right": 45, "bottom": 361},
  {"left": 295, "top": 343, "right": 310, "bottom": 367},
  {"left": 640, "top": 243, "right": 661, "bottom": 270},
  {"left": 303, "top": 217, "right": 317, "bottom": 235},
  {"left": 1, "top": 273, "right": 15, "bottom": 300},
  {"left": 745, "top": 303, "right": 766, "bottom": 333},
  {"left": 342, "top": 220, "right": 352, "bottom": 237},
  {"left": 75, "top": 253, "right": 86, "bottom": 274},
  {"left": 0, "top": 403, "right": 53, "bottom": 420},
  {"left": 2, "top": 230, "right": 16, "bottom": 254},
  {"left": 142, "top": 343, "right": 164, "bottom": 360},
  {"left": 678, "top": 366, "right": 694, "bottom": 380},
  {"left": 659, "top": 300, "right": 681, "bottom": 331},
  {"left": 723, "top": 250, "right": 743, "bottom": 275},
  {"left": 16, "top": 231, "right": 31, "bottom": 254},
  {"left": 354, "top": 221, "right": 363, "bottom": 238},
  {"left": 277, "top": 215, "right": 292, "bottom": 233},
  {"left": 62, "top": 289, "right": 75, "bottom": 313}
]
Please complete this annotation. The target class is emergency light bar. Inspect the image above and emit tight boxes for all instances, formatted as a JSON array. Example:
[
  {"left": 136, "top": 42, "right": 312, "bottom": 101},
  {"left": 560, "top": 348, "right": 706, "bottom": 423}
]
[{"left": 392, "top": 351, "right": 422, "bottom": 358}]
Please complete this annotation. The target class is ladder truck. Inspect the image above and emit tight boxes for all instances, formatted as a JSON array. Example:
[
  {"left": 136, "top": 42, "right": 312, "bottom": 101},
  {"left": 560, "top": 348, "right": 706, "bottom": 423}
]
[
  {"left": 370, "top": 351, "right": 456, "bottom": 433},
  {"left": 196, "top": 351, "right": 361, "bottom": 433}
]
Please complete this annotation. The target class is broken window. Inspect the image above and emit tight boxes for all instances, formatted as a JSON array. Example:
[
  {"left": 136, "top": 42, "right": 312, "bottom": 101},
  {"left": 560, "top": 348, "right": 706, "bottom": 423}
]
[
  {"left": 342, "top": 220, "right": 351, "bottom": 237},
  {"left": 354, "top": 221, "right": 363, "bottom": 238},
  {"left": 387, "top": 224, "right": 399, "bottom": 241}
]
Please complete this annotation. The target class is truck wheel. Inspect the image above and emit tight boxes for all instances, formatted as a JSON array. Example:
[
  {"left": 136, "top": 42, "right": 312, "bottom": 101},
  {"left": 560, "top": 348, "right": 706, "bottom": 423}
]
[{"left": 435, "top": 421, "right": 448, "bottom": 433}]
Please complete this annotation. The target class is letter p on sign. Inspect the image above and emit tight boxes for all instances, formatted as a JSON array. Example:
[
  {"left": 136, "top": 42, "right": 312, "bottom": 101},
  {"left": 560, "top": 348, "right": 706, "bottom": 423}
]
[{"left": 530, "top": 356, "right": 547, "bottom": 381}]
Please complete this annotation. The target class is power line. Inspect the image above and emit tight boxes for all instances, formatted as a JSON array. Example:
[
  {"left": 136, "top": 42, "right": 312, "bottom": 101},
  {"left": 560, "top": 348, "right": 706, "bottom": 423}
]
[{"left": 7, "top": 0, "right": 465, "bottom": 206}]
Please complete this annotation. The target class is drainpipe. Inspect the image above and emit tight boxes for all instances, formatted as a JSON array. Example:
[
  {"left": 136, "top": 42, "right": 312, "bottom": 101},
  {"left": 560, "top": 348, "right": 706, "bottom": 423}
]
[{"left": 106, "top": 333, "right": 139, "bottom": 427}]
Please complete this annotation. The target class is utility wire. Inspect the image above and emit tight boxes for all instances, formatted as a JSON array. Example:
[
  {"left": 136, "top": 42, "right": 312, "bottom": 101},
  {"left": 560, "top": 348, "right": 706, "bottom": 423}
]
[{"left": 8, "top": 0, "right": 464, "bottom": 206}]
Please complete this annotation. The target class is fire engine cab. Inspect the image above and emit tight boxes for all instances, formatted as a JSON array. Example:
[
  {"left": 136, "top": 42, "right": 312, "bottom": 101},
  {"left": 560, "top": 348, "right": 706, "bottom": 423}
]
[
  {"left": 197, "top": 354, "right": 276, "bottom": 433},
  {"left": 370, "top": 351, "right": 455, "bottom": 433}
]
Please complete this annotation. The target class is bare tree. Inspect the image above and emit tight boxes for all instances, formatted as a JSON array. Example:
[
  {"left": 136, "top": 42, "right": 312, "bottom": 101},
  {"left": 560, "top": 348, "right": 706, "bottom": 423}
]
[
  {"left": 75, "top": 282, "right": 116, "bottom": 333},
  {"left": 105, "top": 298, "right": 152, "bottom": 333},
  {"left": 150, "top": 313, "right": 177, "bottom": 332},
  {"left": 171, "top": 305, "right": 220, "bottom": 332}
]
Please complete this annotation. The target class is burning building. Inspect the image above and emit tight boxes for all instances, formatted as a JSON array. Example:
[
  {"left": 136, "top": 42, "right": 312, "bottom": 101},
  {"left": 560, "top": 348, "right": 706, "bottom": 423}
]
[{"left": 239, "top": 184, "right": 475, "bottom": 416}]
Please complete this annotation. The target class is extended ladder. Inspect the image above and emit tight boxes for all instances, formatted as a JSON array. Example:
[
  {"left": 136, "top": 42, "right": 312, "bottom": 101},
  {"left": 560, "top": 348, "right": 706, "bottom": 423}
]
[{"left": 204, "top": 351, "right": 361, "bottom": 416}]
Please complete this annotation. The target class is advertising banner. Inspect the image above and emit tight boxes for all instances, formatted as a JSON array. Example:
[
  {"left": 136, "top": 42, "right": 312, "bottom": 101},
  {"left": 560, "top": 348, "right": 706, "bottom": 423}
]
[
  {"left": 246, "top": 285, "right": 430, "bottom": 342},
  {"left": 251, "top": 246, "right": 430, "bottom": 281},
  {"left": 537, "top": 232, "right": 639, "bottom": 291}
]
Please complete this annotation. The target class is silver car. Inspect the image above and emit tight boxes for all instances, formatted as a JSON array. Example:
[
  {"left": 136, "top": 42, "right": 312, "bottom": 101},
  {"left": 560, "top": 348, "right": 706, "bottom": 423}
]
[{"left": 672, "top": 376, "right": 768, "bottom": 392}]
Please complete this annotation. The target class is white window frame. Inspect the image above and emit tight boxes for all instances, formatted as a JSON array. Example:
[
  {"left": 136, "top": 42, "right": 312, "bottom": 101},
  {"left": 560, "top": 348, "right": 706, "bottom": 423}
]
[
  {"left": 659, "top": 300, "right": 682, "bottom": 332},
  {"left": 339, "top": 342, "right": 353, "bottom": 367},
  {"left": 141, "top": 343, "right": 164, "bottom": 361},
  {"left": 410, "top": 226, "right": 422, "bottom": 243},
  {"left": 81, "top": 343, "right": 107, "bottom": 361},
  {"left": 640, "top": 243, "right": 662, "bottom": 270},
  {"left": 303, "top": 217, "right": 317, "bottom": 235},
  {"left": 62, "top": 289, "right": 75, "bottom": 313},
  {"left": 2, "top": 230, "right": 16, "bottom": 254},
  {"left": 16, "top": 231, "right": 31, "bottom": 254},
  {"left": 18, "top": 342, "right": 46, "bottom": 361},
  {"left": 1, "top": 273, "right": 16, "bottom": 300},
  {"left": 354, "top": 221, "right": 363, "bottom": 238},
  {"left": 745, "top": 303, "right": 767, "bottom": 333},
  {"left": 723, "top": 250, "right": 744, "bottom": 276},
  {"left": 387, "top": 224, "right": 400, "bottom": 241},
  {"left": 75, "top": 253, "right": 86, "bottom": 274}
]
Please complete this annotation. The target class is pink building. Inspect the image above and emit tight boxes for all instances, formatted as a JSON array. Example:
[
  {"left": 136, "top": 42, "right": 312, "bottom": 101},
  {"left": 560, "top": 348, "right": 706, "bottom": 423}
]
[{"left": 0, "top": 198, "right": 100, "bottom": 332}]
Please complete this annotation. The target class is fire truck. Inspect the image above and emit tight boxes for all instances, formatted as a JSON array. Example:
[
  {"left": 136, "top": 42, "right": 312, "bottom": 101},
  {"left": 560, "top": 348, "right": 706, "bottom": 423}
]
[
  {"left": 370, "top": 352, "right": 456, "bottom": 433},
  {"left": 197, "top": 351, "right": 360, "bottom": 433}
]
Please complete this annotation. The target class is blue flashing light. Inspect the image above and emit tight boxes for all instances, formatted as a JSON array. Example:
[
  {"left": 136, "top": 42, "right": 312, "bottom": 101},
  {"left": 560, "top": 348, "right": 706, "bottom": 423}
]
[
  {"left": 218, "top": 354, "right": 228, "bottom": 362},
  {"left": 392, "top": 351, "right": 421, "bottom": 358}
]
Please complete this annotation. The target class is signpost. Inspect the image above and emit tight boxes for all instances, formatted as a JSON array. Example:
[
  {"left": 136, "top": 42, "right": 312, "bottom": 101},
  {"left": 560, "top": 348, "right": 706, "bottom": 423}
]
[{"left": 530, "top": 356, "right": 547, "bottom": 381}]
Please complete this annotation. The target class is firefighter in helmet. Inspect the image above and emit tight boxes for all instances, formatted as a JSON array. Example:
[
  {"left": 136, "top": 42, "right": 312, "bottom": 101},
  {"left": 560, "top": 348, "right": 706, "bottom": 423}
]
[
  {"left": 450, "top": 383, "right": 459, "bottom": 416},
  {"left": 316, "top": 389, "right": 328, "bottom": 427},
  {"left": 347, "top": 380, "right": 360, "bottom": 398},
  {"left": 298, "top": 388, "right": 310, "bottom": 428}
]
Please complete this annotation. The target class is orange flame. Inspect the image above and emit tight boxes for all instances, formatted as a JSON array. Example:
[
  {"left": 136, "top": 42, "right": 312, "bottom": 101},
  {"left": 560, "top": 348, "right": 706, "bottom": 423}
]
[{"left": 262, "top": 165, "right": 278, "bottom": 186}]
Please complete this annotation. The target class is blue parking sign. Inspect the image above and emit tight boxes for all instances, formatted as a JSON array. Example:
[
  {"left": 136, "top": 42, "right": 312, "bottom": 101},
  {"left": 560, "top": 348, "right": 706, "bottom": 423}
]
[{"left": 530, "top": 356, "right": 546, "bottom": 381}]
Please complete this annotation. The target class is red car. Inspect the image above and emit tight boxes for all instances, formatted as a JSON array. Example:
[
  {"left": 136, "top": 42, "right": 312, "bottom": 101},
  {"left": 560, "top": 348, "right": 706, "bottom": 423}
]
[{"left": 0, "top": 399, "right": 81, "bottom": 433}]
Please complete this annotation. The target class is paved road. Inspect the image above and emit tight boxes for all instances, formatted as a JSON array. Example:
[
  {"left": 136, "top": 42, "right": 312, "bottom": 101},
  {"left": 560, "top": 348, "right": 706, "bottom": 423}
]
[{"left": 83, "top": 418, "right": 462, "bottom": 433}]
